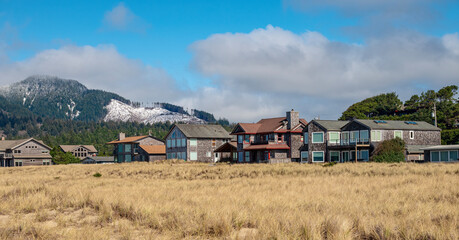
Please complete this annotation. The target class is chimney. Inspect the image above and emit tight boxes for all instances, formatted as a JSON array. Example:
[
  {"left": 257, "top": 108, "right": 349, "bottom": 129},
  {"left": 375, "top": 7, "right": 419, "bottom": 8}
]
[
  {"left": 119, "top": 132, "right": 125, "bottom": 141},
  {"left": 286, "top": 109, "right": 299, "bottom": 130},
  {"left": 1, "top": 136, "right": 5, "bottom": 141}
]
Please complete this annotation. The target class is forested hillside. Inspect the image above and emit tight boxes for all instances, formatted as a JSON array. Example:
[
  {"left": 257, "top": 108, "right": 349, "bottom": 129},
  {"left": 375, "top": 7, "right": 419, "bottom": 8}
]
[{"left": 340, "top": 85, "right": 459, "bottom": 144}]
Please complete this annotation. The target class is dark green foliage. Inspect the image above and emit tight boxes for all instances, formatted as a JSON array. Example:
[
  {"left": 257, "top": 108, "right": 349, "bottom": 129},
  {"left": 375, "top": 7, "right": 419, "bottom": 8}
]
[
  {"left": 75, "top": 90, "right": 130, "bottom": 121},
  {"left": 93, "top": 172, "right": 102, "bottom": 178},
  {"left": 50, "top": 147, "right": 81, "bottom": 164},
  {"left": 340, "top": 93, "right": 402, "bottom": 120},
  {"left": 159, "top": 103, "right": 187, "bottom": 114},
  {"left": 372, "top": 138, "right": 406, "bottom": 163},
  {"left": 441, "top": 129, "right": 459, "bottom": 145},
  {"left": 192, "top": 109, "right": 217, "bottom": 122}
]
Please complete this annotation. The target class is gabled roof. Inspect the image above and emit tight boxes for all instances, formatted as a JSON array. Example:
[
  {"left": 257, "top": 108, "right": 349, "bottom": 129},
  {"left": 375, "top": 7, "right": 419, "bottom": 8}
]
[
  {"left": 60, "top": 145, "right": 98, "bottom": 153},
  {"left": 139, "top": 145, "right": 166, "bottom": 155},
  {"left": 214, "top": 141, "right": 238, "bottom": 153},
  {"left": 310, "top": 120, "right": 350, "bottom": 131},
  {"left": 354, "top": 119, "right": 441, "bottom": 131},
  {"left": 0, "top": 138, "right": 51, "bottom": 151},
  {"left": 107, "top": 135, "right": 163, "bottom": 144},
  {"left": 172, "top": 124, "right": 231, "bottom": 139},
  {"left": 232, "top": 117, "right": 307, "bottom": 134}
]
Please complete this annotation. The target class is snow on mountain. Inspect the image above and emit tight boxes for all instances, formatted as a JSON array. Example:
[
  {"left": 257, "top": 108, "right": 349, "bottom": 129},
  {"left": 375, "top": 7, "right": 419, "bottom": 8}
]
[{"left": 104, "top": 99, "right": 206, "bottom": 124}]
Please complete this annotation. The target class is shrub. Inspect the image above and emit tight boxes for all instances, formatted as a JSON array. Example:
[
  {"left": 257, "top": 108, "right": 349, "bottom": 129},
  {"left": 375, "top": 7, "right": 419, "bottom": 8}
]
[
  {"left": 372, "top": 138, "right": 406, "bottom": 163},
  {"left": 93, "top": 172, "right": 102, "bottom": 178}
]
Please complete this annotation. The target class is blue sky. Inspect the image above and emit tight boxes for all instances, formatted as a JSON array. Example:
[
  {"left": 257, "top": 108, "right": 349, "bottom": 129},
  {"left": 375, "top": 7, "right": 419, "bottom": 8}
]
[{"left": 1, "top": 0, "right": 458, "bottom": 121}]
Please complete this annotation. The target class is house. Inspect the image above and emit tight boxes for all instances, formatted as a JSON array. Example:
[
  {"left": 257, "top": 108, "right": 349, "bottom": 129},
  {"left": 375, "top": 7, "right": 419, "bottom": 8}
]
[
  {"left": 107, "top": 133, "right": 165, "bottom": 163},
  {"left": 214, "top": 141, "right": 238, "bottom": 162},
  {"left": 81, "top": 156, "right": 115, "bottom": 164},
  {"left": 165, "top": 124, "right": 231, "bottom": 162},
  {"left": 231, "top": 110, "right": 307, "bottom": 163},
  {"left": 421, "top": 145, "right": 459, "bottom": 162},
  {"left": 0, "top": 137, "right": 52, "bottom": 167},
  {"left": 59, "top": 145, "right": 98, "bottom": 160},
  {"left": 138, "top": 145, "right": 166, "bottom": 161},
  {"left": 302, "top": 119, "right": 441, "bottom": 163}
]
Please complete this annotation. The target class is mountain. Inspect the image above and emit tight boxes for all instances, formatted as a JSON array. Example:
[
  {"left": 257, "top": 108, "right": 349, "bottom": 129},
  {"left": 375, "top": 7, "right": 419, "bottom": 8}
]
[{"left": 0, "top": 75, "right": 219, "bottom": 124}]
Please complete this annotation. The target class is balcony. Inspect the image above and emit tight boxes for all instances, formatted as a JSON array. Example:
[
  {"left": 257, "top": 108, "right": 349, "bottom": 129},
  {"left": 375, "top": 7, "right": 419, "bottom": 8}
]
[
  {"left": 327, "top": 138, "right": 370, "bottom": 147},
  {"left": 250, "top": 140, "right": 278, "bottom": 145}
]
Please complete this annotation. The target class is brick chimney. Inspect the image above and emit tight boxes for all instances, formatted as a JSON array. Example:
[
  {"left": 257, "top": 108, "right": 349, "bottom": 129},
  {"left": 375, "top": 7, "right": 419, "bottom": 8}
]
[
  {"left": 286, "top": 109, "right": 299, "bottom": 130},
  {"left": 119, "top": 132, "right": 125, "bottom": 141}
]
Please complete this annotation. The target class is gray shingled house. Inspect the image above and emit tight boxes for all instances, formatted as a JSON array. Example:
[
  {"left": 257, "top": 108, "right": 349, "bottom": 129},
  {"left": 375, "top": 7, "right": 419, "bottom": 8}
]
[
  {"left": 302, "top": 119, "right": 441, "bottom": 163},
  {"left": 0, "top": 138, "right": 52, "bottom": 167},
  {"left": 165, "top": 124, "right": 231, "bottom": 162}
]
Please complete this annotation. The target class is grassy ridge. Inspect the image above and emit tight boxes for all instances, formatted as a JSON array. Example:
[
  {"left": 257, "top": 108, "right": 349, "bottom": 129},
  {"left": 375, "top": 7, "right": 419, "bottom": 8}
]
[{"left": 0, "top": 163, "right": 458, "bottom": 239}]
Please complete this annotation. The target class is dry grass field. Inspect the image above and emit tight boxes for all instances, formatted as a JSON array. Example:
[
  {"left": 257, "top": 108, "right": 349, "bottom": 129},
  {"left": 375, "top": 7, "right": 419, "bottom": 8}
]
[{"left": 0, "top": 162, "right": 458, "bottom": 240}]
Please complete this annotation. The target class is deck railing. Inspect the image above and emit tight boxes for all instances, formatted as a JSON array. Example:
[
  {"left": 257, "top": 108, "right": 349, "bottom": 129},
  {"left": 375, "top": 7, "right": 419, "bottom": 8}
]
[{"left": 328, "top": 138, "right": 370, "bottom": 146}]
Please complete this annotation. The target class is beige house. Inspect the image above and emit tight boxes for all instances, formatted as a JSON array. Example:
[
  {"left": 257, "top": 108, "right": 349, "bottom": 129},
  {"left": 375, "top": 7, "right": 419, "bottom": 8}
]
[
  {"left": 60, "top": 145, "right": 98, "bottom": 160},
  {"left": 0, "top": 137, "right": 52, "bottom": 167}
]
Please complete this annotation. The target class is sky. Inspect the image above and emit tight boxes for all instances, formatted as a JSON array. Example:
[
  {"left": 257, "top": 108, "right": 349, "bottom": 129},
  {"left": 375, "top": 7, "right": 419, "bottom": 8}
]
[{"left": 0, "top": 0, "right": 458, "bottom": 122}]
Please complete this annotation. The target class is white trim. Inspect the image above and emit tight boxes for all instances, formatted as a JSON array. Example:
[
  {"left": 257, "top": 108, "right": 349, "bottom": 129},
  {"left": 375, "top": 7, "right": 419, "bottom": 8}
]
[
  {"left": 328, "top": 132, "right": 340, "bottom": 144},
  {"left": 329, "top": 151, "right": 340, "bottom": 162},
  {"left": 312, "top": 151, "right": 325, "bottom": 162},
  {"left": 394, "top": 130, "right": 403, "bottom": 139},
  {"left": 312, "top": 132, "right": 324, "bottom": 143},
  {"left": 300, "top": 151, "right": 309, "bottom": 162},
  {"left": 371, "top": 130, "right": 382, "bottom": 142},
  {"left": 409, "top": 131, "right": 414, "bottom": 139},
  {"left": 350, "top": 131, "right": 359, "bottom": 143}
]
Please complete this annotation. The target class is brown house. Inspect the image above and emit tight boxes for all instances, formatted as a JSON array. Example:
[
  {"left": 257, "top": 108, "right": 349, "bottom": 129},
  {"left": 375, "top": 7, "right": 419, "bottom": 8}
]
[
  {"left": 59, "top": 145, "right": 98, "bottom": 160},
  {"left": 165, "top": 124, "right": 231, "bottom": 162},
  {"left": 0, "top": 138, "right": 52, "bottom": 167},
  {"left": 231, "top": 110, "right": 307, "bottom": 163},
  {"left": 302, "top": 119, "right": 441, "bottom": 163},
  {"left": 107, "top": 133, "right": 165, "bottom": 163}
]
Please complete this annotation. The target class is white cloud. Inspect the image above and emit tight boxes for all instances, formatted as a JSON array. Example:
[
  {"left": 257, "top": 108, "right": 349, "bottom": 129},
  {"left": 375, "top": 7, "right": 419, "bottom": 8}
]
[
  {"left": 102, "top": 2, "right": 149, "bottom": 33},
  {"left": 0, "top": 44, "right": 179, "bottom": 102},
  {"left": 189, "top": 25, "right": 459, "bottom": 121}
]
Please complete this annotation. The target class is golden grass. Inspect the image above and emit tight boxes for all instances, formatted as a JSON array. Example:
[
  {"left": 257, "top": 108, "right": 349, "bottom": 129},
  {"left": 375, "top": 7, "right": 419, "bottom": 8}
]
[{"left": 0, "top": 162, "right": 458, "bottom": 239}]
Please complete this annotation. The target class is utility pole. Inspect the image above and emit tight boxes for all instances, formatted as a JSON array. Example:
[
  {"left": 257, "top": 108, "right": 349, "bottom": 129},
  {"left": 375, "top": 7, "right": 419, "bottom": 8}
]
[{"left": 433, "top": 102, "right": 437, "bottom": 127}]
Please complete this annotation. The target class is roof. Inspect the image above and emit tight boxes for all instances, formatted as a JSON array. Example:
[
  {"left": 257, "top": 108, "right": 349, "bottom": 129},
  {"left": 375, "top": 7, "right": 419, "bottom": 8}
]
[
  {"left": 83, "top": 156, "right": 114, "bottom": 162},
  {"left": 60, "top": 145, "right": 98, "bottom": 153},
  {"left": 214, "top": 141, "right": 237, "bottom": 152},
  {"left": 233, "top": 117, "right": 307, "bottom": 134},
  {"left": 244, "top": 144, "right": 290, "bottom": 150},
  {"left": 406, "top": 145, "right": 433, "bottom": 154},
  {"left": 311, "top": 120, "right": 350, "bottom": 131},
  {"left": 139, "top": 145, "right": 166, "bottom": 155},
  {"left": 354, "top": 119, "right": 441, "bottom": 131},
  {"left": 107, "top": 135, "right": 162, "bottom": 144},
  {"left": 173, "top": 124, "right": 231, "bottom": 139},
  {"left": 420, "top": 145, "right": 459, "bottom": 151},
  {"left": 0, "top": 138, "right": 51, "bottom": 151}
]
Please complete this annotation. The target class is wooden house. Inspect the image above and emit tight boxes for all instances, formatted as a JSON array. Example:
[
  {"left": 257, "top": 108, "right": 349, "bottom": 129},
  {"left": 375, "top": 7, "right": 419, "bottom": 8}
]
[
  {"left": 107, "top": 133, "right": 165, "bottom": 163},
  {"left": 0, "top": 138, "right": 52, "bottom": 167},
  {"left": 59, "top": 145, "right": 98, "bottom": 160}
]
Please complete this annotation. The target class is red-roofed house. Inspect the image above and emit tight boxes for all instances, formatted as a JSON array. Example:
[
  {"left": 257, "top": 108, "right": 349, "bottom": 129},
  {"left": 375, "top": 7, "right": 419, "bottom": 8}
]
[
  {"left": 107, "top": 133, "right": 165, "bottom": 163},
  {"left": 230, "top": 110, "right": 307, "bottom": 163}
]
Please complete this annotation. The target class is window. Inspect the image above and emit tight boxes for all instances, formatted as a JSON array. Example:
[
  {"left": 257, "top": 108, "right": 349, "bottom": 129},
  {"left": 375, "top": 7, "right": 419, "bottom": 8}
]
[
  {"left": 330, "top": 151, "right": 340, "bottom": 162},
  {"left": 233, "top": 152, "right": 237, "bottom": 160},
  {"left": 177, "top": 139, "right": 181, "bottom": 147},
  {"left": 394, "top": 130, "right": 403, "bottom": 139},
  {"left": 14, "top": 150, "right": 21, "bottom": 154},
  {"left": 245, "top": 152, "right": 250, "bottom": 162},
  {"left": 125, "top": 144, "right": 131, "bottom": 153},
  {"left": 360, "top": 130, "right": 369, "bottom": 142},
  {"left": 277, "top": 134, "right": 283, "bottom": 143},
  {"left": 238, "top": 135, "right": 243, "bottom": 143},
  {"left": 304, "top": 133, "right": 308, "bottom": 144},
  {"left": 190, "top": 139, "right": 197, "bottom": 146},
  {"left": 350, "top": 151, "right": 359, "bottom": 161},
  {"left": 301, "top": 151, "right": 308, "bottom": 162},
  {"left": 172, "top": 153, "right": 176, "bottom": 159},
  {"left": 172, "top": 139, "right": 176, "bottom": 148},
  {"left": 244, "top": 135, "right": 250, "bottom": 143},
  {"left": 182, "top": 152, "right": 187, "bottom": 160},
  {"left": 329, "top": 132, "right": 340, "bottom": 144},
  {"left": 371, "top": 130, "right": 382, "bottom": 142},
  {"left": 206, "top": 152, "right": 211, "bottom": 157},
  {"left": 190, "top": 151, "right": 197, "bottom": 160},
  {"left": 118, "top": 144, "right": 123, "bottom": 153},
  {"left": 449, "top": 151, "right": 458, "bottom": 161},
  {"left": 15, "top": 161, "right": 23, "bottom": 166},
  {"left": 341, "top": 132, "right": 349, "bottom": 145},
  {"left": 312, "top": 132, "right": 324, "bottom": 143},
  {"left": 409, "top": 131, "right": 414, "bottom": 139},
  {"left": 238, "top": 152, "right": 243, "bottom": 162},
  {"left": 431, "top": 151, "right": 439, "bottom": 162},
  {"left": 440, "top": 151, "right": 449, "bottom": 162},
  {"left": 181, "top": 139, "right": 186, "bottom": 147},
  {"left": 177, "top": 152, "right": 181, "bottom": 159},
  {"left": 167, "top": 139, "right": 171, "bottom": 148},
  {"left": 167, "top": 153, "right": 171, "bottom": 159},
  {"left": 212, "top": 139, "right": 216, "bottom": 147},
  {"left": 360, "top": 150, "right": 369, "bottom": 161},
  {"left": 350, "top": 131, "right": 359, "bottom": 143},
  {"left": 125, "top": 155, "right": 132, "bottom": 162},
  {"left": 312, "top": 152, "right": 324, "bottom": 162}
]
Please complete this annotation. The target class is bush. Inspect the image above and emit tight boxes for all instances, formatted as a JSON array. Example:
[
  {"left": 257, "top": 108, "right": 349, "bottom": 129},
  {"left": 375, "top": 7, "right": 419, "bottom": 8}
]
[
  {"left": 50, "top": 147, "right": 81, "bottom": 165},
  {"left": 93, "top": 172, "right": 102, "bottom": 178},
  {"left": 372, "top": 138, "right": 406, "bottom": 163}
]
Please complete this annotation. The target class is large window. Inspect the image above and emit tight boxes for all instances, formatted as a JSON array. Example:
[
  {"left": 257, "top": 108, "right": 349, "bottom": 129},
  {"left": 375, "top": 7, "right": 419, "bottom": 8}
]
[
  {"left": 312, "top": 152, "right": 324, "bottom": 162},
  {"left": 312, "top": 132, "right": 324, "bottom": 143},
  {"left": 181, "top": 139, "right": 186, "bottom": 147},
  {"left": 330, "top": 151, "right": 340, "bottom": 162},
  {"left": 167, "top": 139, "right": 171, "bottom": 148},
  {"left": 303, "top": 133, "right": 308, "bottom": 144},
  {"left": 244, "top": 135, "right": 250, "bottom": 143},
  {"left": 125, "top": 144, "right": 131, "bottom": 153},
  {"left": 450, "top": 151, "right": 458, "bottom": 161},
  {"left": 431, "top": 151, "right": 440, "bottom": 162},
  {"left": 238, "top": 152, "right": 243, "bottom": 162},
  {"left": 360, "top": 130, "right": 369, "bottom": 142},
  {"left": 301, "top": 151, "right": 308, "bottom": 162},
  {"left": 341, "top": 132, "right": 349, "bottom": 144},
  {"left": 177, "top": 139, "right": 181, "bottom": 147},
  {"left": 172, "top": 153, "right": 176, "bottom": 159},
  {"left": 190, "top": 139, "right": 197, "bottom": 146},
  {"left": 118, "top": 144, "right": 123, "bottom": 153},
  {"left": 171, "top": 139, "right": 176, "bottom": 148},
  {"left": 190, "top": 151, "right": 197, "bottom": 160},
  {"left": 125, "top": 155, "right": 131, "bottom": 162},
  {"left": 329, "top": 132, "right": 340, "bottom": 144},
  {"left": 350, "top": 131, "right": 359, "bottom": 143},
  {"left": 371, "top": 130, "right": 382, "bottom": 142},
  {"left": 245, "top": 152, "right": 250, "bottom": 162},
  {"left": 360, "top": 150, "right": 369, "bottom": 161},
  {"left": 394, "top": 130, "right": 403, "bottom": 139},
  {"left": 440, "top": 151, "right": 449, "bottom": 162}
]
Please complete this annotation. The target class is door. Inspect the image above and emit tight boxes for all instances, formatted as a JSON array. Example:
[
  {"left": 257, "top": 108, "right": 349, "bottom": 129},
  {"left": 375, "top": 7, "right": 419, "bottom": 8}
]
[{"left": 342, "top": 152, "right": 349, "bottom": 162}]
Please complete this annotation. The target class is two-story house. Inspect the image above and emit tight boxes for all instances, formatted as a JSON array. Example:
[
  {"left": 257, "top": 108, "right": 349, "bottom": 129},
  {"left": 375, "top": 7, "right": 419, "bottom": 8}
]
[
  {"left": 231, "top": 110, "right": 307, "bottom": 163},
  {"left": 107, "top": 133, "right": 165, "bottom": 163},
  {"left": 165, "top": 124, "right": 231, "bottom": 162},
  {"left": 59, "top": 145, "right": 98, "bottom": 160},
  {"left": 0, "top": 138, "right": 52, "bottom": 167},
  {"left": 302, "top": 119, "right": 441, "bottom": 163}
]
